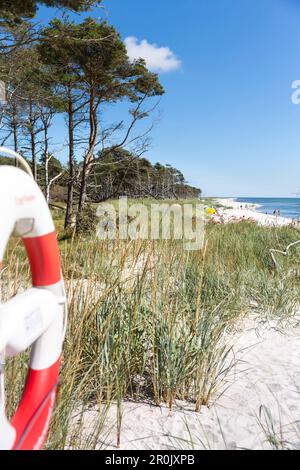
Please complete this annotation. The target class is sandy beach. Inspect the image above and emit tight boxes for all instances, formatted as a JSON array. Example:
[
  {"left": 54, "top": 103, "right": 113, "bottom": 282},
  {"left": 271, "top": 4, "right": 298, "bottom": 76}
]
[
  {"left": 214, "top": 198, "right": 293, "bottom": 227},
  {"left": 71, "top": 316, "right": 300, "bottom": 450}
]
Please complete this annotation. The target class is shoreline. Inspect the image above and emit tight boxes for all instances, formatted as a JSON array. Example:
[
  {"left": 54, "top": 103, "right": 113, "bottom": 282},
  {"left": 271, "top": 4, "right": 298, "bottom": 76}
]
[
  {"left": 214, "top": 198, "right": 293, "bottom": 227},
  {"left": 215, "top": 197, "right": 261, "bottom": 210}
]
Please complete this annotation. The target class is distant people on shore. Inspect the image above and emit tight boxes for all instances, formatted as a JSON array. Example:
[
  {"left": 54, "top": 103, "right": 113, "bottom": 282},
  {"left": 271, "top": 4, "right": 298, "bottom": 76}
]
[
  {"left": 292, "top": 218, "right": 300, "bottom": 227},
  {"left": 273, "top": 209, "right": 281, "bottom": 217}
]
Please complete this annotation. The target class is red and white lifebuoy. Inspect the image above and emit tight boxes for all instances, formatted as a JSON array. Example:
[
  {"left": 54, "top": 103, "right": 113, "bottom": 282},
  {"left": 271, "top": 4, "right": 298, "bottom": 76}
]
[{"left": 0, "top": 148, "right": 66, "bottom": 450}]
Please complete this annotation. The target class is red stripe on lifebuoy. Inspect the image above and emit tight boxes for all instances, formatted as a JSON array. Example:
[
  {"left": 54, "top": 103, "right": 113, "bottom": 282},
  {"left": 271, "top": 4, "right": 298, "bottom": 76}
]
[
  {"left": 23, "top": 232, "right": 61, "bottom": 286},
  {"left": 11, "top": 359, "right": 60, "bottom": 450}
]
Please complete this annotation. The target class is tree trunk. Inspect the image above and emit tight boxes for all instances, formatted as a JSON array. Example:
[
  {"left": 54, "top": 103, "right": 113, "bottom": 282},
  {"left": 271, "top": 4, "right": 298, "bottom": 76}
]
[
  {"left": 76, "top": 157, "right": 88, "bottom": 227},
  {"left": 43, "top": 120, "right": 50, "bottom": 203},
  {"left": 65, "top": 88, "right": 75, "bottom": 229},
  {"left": 29, "top": 100, "right": 37, "bottom": 180},
  {"left": 12, "top": 102, "right": 18, "bottom": 166},
  {"left": 76, "top": 87, "right": 98, "bottom": 232}
]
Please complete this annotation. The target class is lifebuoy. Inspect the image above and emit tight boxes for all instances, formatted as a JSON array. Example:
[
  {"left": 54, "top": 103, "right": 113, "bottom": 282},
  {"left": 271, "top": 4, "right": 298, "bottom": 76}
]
[{"left": 0, "top": 148, "right": 66, "bottom": 450}]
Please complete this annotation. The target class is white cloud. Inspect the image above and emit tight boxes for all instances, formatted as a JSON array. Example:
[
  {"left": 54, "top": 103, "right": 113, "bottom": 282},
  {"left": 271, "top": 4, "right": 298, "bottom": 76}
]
[{"left": 124, "top": 36, "right": 181, "bottom": 73}]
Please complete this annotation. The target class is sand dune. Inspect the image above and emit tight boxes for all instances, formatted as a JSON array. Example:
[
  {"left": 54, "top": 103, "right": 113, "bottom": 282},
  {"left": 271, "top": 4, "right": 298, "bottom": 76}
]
[{"left": 71, "top": 317, "right": 300, "bottom": 450}]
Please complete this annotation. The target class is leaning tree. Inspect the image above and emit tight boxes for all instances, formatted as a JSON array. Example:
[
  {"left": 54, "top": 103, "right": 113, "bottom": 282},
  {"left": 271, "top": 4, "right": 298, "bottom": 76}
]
[{"left": 39, "top": 18, "right": 164, "bottom": 231}]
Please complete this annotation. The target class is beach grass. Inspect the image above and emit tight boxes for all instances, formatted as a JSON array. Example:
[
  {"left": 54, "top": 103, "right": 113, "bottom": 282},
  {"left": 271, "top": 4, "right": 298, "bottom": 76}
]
[{"left": 1, "top": 203, "right": 300, "bottom": 449}]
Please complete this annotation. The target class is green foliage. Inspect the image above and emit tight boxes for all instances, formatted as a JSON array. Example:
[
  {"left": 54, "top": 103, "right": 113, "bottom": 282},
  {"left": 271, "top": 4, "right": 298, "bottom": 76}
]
[
  {"left": 88, "top": 149, "right": 202, "bottom": 201},
  {"left": 0, "top": 11, "right": 166, "bottom": 223},
  {"left": 39, "top": 153, "right": 64, "bottom": 179},
  {"left": 75, "top": 204, "right": 98, "bottom": 235},
  {"left": 0, "top": 1, "right": 102, "bottom": 23},
  {"left": 39, "top": 18, "right": 164, "bottom": 103},
  {"left": 0, "top": 156, "right": 14, "bottom": 166},
  {"left": 0, "top": 155, "right": 31, "bottom": 168}
]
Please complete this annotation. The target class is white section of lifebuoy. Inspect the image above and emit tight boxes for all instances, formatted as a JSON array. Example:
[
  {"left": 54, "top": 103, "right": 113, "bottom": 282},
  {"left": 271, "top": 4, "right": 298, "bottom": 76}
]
[
  {"left": 0, "top": 288, "right": 61, "bottom": 359},
  {"left": 0, "top": 166, "right": 55, "bottom": 240},
  {"left": 0, "top": 158, "right": 66, "bottom": 451},
  {"left": 30, "top": 282, "right": 65, "bottom": 370}
]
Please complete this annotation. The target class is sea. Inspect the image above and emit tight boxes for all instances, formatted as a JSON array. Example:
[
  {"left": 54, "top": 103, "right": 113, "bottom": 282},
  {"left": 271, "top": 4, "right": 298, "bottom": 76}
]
[{"left": 235, "top": 198, "right": 300, "bottom": 220}]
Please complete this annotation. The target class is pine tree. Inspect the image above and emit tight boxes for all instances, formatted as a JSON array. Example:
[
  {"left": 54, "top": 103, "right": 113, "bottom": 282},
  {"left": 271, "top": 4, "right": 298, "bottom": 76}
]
[
  {"left": 39, "top": 18, "right": 164, "bottom": 231},
  {"left": 0, "top": 1, "right": 102, "bottom": 23}
]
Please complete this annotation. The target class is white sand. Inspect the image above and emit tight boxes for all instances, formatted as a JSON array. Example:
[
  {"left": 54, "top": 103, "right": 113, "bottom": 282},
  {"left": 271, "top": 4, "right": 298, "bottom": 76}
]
[
  {"left": 71, "top": 317, "right": 300, "bottom": 450},
  {"left": 216, "top": 198, "right": 261, "bottom": 211},
  {"left": 214, "top": 198, "right": 293, "bottom": 227}
]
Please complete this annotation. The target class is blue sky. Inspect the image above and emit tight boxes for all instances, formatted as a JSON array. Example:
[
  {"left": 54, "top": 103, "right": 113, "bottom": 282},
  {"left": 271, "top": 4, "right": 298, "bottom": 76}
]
[{"left": 37, "top": 0, "right": 300, "bottom": 197}]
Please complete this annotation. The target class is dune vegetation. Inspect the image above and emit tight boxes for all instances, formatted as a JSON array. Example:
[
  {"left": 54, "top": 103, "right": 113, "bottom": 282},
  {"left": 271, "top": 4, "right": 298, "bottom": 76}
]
[{"left": 2, "top": 203, "right": 300, "bottom": 449}]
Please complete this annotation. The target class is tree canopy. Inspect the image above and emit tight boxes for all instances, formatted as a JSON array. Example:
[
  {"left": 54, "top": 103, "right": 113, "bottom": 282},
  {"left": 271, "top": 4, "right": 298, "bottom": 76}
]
[
  {"left": 0, "top": 1, "right": 102, "bottom": 23},
  {"left": 39, "top": 18, "right": 164, "bottom": 102},
  {"left": 0, "top": 4, "right": 202, "bottom": 232}
]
